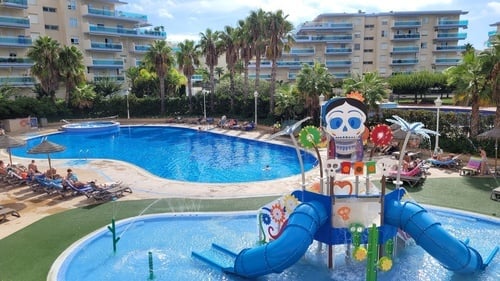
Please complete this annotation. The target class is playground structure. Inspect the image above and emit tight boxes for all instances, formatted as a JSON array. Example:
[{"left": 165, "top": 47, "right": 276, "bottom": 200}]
[{"left": 192, "top": 96, "right": 499, "bottom": 280}]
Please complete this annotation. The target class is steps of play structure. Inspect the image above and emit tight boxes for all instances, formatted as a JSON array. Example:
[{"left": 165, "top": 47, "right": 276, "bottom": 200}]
[{"left": 191, "top": 243, "right": 237, "bottom": 272}]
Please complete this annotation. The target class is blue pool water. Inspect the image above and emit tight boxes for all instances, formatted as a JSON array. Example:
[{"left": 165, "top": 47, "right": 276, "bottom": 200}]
[
  {"left": 50, "top": 207, "right": 499, "bottom": 281},
  {"left": 11, "top": 126, "right": 317, "bottom": 183}
]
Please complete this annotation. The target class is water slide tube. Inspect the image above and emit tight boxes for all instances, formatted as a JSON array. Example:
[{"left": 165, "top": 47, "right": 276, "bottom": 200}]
[
  {"left": 384, "top": 199, "right": 487, "bottom": 273},
  {"left": 231, "top": 201, "right": 328, "bottom": 278}
]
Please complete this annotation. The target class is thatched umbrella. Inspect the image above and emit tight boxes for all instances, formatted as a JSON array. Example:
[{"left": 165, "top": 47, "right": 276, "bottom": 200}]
[
  {"left": 27, "top": 139, "right": 65, "bottom": 171},
  {"left": 477, "top": 127, "right": 500, "bottom": 172},
  {"left": 0, "top": 134, "right": 26, "bottom": 165}
]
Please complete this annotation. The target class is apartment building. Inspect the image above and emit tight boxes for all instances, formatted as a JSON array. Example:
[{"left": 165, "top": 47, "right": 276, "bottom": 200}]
[
  {"left": 0, "top": 0, "right": 165, "bottom": 96},
  {"left": 488, "top": 22, "right": 499, "bottom": 47},
  {"left": 248, "top": 10, "right": 469, "bottom": 82}
]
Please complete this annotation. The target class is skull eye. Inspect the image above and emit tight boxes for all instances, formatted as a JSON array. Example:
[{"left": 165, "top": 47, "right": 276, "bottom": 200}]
[
  {"left": 330, "top": 117, "right": 343, "bottom": 130},
  {"left": 348, "top": 117, "right": 362, "bottom": 129}
]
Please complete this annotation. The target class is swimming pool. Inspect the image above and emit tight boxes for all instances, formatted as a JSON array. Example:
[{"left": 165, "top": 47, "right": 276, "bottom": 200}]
[
  {"left": 49, "top": 206, "right": 499, "bottom": 281},
  {"left": 11, "top": 126, "right": 317, "bottom": 183}
]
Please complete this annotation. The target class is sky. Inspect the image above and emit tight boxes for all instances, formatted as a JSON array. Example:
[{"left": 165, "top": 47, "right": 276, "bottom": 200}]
[{"left": 124, "top": 0, "right": 500, "bottom": 50}]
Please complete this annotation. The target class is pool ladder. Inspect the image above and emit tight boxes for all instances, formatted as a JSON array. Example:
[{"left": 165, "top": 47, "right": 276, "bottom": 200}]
[{"left": 79, "top": 149, "right": 89, "bottom": 160}]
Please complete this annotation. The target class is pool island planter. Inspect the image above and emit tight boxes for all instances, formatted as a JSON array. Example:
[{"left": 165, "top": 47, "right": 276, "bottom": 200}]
[{"left": 60, "top": 121, "right": 120, "bottom": 134}]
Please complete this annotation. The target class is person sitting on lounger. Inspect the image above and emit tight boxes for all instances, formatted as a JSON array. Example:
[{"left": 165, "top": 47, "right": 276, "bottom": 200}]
[
  {"left": 0, "top": 160, "right": 6, "bottom": 175},
  {"left": 65, "top": 168, "right": 86, "bottom": 188}
]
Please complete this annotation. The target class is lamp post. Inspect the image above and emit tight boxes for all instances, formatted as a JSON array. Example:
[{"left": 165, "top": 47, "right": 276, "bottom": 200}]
[
  {"left": 319, "top": 93, "right": 325, "bottom": 128},
  {"left": 126, "top": 88, "right": 131, "bottom": 119},
  {"left": 434, "top": 96, "right": 442, "bottom": 154},
  {"left": 254, "top": 91, "right": 259, "bottom": 125}
]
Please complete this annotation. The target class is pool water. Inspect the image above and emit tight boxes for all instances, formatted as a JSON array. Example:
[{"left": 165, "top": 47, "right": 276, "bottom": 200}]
[
  {"left": 51, "top": 207, "right": 499, "bottom": 281},
  {"left": 12, "top": 126, "right": 317, "bottom": 183}
]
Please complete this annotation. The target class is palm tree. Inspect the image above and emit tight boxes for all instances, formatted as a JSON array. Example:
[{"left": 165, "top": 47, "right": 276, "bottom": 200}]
[
  {"left": 58, "top": 45, "right": 85, "bottom": 106},
  {"left": 265, "top": 10, "right": 294, "bottom": 114},
  {"left": 246, "top": 9, "right": 267, "bottom": 89},
  {"left": 237, "top": 19, "right": 253, "bottom": 98},
  {"left": 143, "top": 40, "right": 174, "bottom": 115},
  {"left": 445, "top": 50, "right": 487, "bottom": 137},
  {"left": 480, "top": 35, "right": 500, "bottom": 127},
  {"left": 27, "top": 36, "right": 61, "bottom": 101},
  {"left": 176, "top": 39, "right": 200, "bottom": 114},
  {"left": 215, "top": 66, "right": 224, "bottom": 80},
  {"left": 219, "top": 25, "right": 239, "bottom": 112},
  {"left": 343, "top": 72, "right": 388, "bottom": 117},
  {"left": 198, "top": 28, "right": 221, "bottom": 110}
]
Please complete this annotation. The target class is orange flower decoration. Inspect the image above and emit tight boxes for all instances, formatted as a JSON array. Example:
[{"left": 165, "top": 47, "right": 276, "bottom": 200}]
[{"left": 347, "top": 91, "right": 365, "bottom": 102}]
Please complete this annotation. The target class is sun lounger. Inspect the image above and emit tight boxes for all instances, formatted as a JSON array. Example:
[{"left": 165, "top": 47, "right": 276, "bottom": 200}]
[
  {"left": 89, "top": 184, "right": 133, "bottom": 201},
  {"left": 426, "top": 154, "right": 462, "bottom": 169},
  {"left": 387, "top": 163, "right": 427, "bottom": 188},
  {"left": 459, "top": 157, "right": 482, "bottom": 176},
  {"left": 0, "top": 207, "right": 20, "bottom": 222}
]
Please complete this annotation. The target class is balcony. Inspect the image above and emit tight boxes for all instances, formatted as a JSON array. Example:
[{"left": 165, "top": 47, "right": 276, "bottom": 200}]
[
  {"left": 435, "top": 58, "right": 461, "bottom": 65},
  {"left": 436, "top": 20, "right": 468, "bottom": 29},
  {"left": 285, "top": 48, "right": 315, "bottom": 56},
  {"left": 298, "top": 22, "right": 353, "bottom": 31},
  {"left": 390, "top": 59, "right": 418, "bottom": 65},
  {"left": 288, "top": 73, "right": 297, "bottom": 80},
  {"left": 392, "top": 34, "right": 421, "bottom": 41},
  {"left": 132, "top": 44, "right": 150, "bottom": 53},
  {"left": 434, "top": 45, "right": 466, "bottom": 52},
  {"left": 330, "top": 72, "right": 350, "bottom": 79},
  {"left": 85, "top": 6, "right": 148, "bottom": 25},
  {"left": 248, "top": 60, "right": 272, "bottom": 68},
  {"left": 88, "top": 24, "right": 166, "bottom": 39},
  {"left": 0, "top": 0, "right": 28, "bottom": 9},
  {"left": 325, "top": 60, "right": 351, "bottom": 68},
  {"left": 89, "top": 41, "right": 123, "bottom": 52},
  {"left": 392, "top": 21, "right": 421, "bottom": 28},
  {"left": 249, "top": 74, "right": 271, "bottom": 80},
  {"left": 391, "top": 46, "right": 419, "bottom": 54},
  {"left": 0, "top": 56, "right": 33, "bottom": 68},
  {"left": 294, "top": 34, "right": 352, "bottom": 42},
  {"left": 325, "top": 48, "right": 352, "bottom": 55},
  {"left": 191, "top": 74, "right": 203, "bottom": 82},
  {"left": 0, "top": 75, "right": 35, "bottom": 87},
  {"left": 91, "top": 59, "right": 124, "bottom": 68},
  {"left": 0, "top": 16, "right": 29, "bottom": 29},
  {"left": 0, "top": 35, "right": 32, "bottom": 47},
  {"left": 436, "top": 32, "right": 467, "bottom": 41},
  {"left": 93, "top": 75, "right": 125, "bottom": 83},
  {"left": 276, "top": 61, "right": 314, "bottom": 68},
  {"left": 488, "top": 30, "right": 498, "bottom": 37}
]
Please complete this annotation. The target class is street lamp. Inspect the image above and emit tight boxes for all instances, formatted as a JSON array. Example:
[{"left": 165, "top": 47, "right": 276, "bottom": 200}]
[
  {"left": 126, "top": 88, "right": 131, "bottom": 119},
  {"left": 319, "top": 93, "right": 325, "bottom": 128},
  {"left": 254, "top": 91, "right": 259, "bottom": 126},
  {"left": 434, "top": 96, "right": 443, "bottom": 154}
]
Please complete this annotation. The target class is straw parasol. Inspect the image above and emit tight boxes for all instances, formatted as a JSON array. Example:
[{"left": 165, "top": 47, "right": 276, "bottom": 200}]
[
  {"left": 477, "top": 127, "right": 500, "bottom": 172},
  {"left": 0, "top": 133, "right": 27, "bottom": 165},
  {"left": 27, "top": 139, "right": 65, "bottom": 171}
]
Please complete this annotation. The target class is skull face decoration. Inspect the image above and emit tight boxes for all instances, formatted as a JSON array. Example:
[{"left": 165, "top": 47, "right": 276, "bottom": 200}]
[{"left": 322, "top": 96, "right": 368, "bottom": 161}]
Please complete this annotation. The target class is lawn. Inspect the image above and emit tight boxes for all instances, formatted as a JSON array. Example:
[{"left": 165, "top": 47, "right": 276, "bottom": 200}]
[{"left": 0, "top": 177, "right": 498, "bottom": 281}]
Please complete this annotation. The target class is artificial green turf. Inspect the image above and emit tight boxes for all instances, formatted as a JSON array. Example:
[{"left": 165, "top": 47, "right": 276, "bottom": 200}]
[{"left": 0, "top": 177, "right": 499, "bottom": 281}]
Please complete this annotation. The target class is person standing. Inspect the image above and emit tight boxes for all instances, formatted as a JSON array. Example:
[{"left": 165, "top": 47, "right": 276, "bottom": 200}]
[{"left": 479, "top": 147, "right": 488, "bottom": 175}]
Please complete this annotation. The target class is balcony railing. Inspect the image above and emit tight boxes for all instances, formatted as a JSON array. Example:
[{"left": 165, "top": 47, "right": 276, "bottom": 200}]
[
  {"left": 89, "top": 24, "right": 166, "bottom": 39},
  {"left": 298, "top": 22, "right": 353, "bottom": 30},
  {"left": 0, "top": 35, "right": 32, "bottom": 47},
  {"left": 294, "top": 35, "right": 352, "bottom": 42},
  {"left": 248, "top": 60, "right": 272, "bottom": 67},
  {"left": 330, "top": 72, "right": 350, "bottom": 78},
  {"left": 93, "top": 75, "right": 125, "bottom": 82},
  {"left": 435, "top": 58, "right": 461, "bottom": 65},
  {"left": 286, "top": 48, "right": 315, "bottom": 55},
  {"left": 391, "top": 46, "right": 419, "bottom": 53},
  {"left": 249, "top": 74, "right": 271, "bottom": 80},
  {"left": 133, "top": 44, "right": 150, "bottom": 52},
  {"left": 89, "top": 42, "right": 123, "bottom": 52},
  {"left": 488, "top": 30, "right": 498, "bottom": 37},
  {"left": 435, "top": 45, "right": 466, "bottom": 52},
  {"left": 91, "top": 59, "right": 124, "bottom": 68},
  {"left": 325, "top": 48, "right": 352, "bottom": 55},
  {"left": 391, "top": 59, "right": 418, "bottom": 65},
  {"left": 392, "top": 34, "right": 421, "bottom": 40},
  {"left": 393, "top": 21, "right": 421, "bottom": 28},
  {"left": 0, "top": 16, "right": 29, "bottom": 28},
  {"left": 276, "top": 61, "right": 314, "bottom": 68},
  {"left": 0, "top": 0, "right": 28, "bottom": 9},
  {"left": 0, "top": 57, "right": 33, "bottom": 67},
  {"left": 86, "top": 7, "right": 148, "bottom": 23},
  {"left": 436, "top": 33, "right": 467, "bottom": 40},
  {"left": 437, "top": 20, "right": 468, "bottom": 28},
  {"left": 0, "top": 75, "right": 35, "bottom": 87},
  {"left": 325, "top": 60, "right": 351, "bottom": 67}
]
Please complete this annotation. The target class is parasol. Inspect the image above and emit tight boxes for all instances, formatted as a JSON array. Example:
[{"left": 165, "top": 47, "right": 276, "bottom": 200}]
[
  {"left": 0, "top": 134, "right": 27, "bottom": 165},
  {"left": 27, "top": 139, "right": 65, "bottom": 171}
]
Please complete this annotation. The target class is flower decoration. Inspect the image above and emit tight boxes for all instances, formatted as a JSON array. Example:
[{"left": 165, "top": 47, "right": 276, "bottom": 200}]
[
  {"left": 353, "top": 247, "right": 368, "bottom": 261},
  {"left": 347, "top": 91, "right": 365, "bottom": 102},
  {"left": 370, "top": 124, "right": 393, "bottom": 146},
  {"left": 298, "top": 126, "right": 321, "bottom": 148},
  {"left": 270, "top": 203, "right": 286, "bottom": 224},
  {"left": 282, "top": 194, "right": 299, "bottom": 214},
  {"left": 378, "top": 256, "right": 393, "bottom": 271}
]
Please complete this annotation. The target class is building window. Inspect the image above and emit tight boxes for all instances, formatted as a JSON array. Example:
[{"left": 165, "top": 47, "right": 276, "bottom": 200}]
[
  {"left": 421, "top": 42, "right": 427, "bottom": 49},
  {"left": 70, "top": 37, "right": 79, "bottom": 45},
  {"left": 363, "top": 61, "right": 373, "bottom": 65},
  {"left": 354, "top": 33, "right": 361, "bottom": 39},
  {"left": 364, "top": 36, "right": 374, "bottom": 40},
  {"left": 67, "top": 0, "right": 76, "bottom": 10},
  {"left": 42, "top": 6, "right": 57, "bottom": 12},
  {"left": 28, "top": 14, "right": 38, "bottom": 24},
  {"left": 381, "top": 20, "right": 388, "bottom": 25},
  {"left": 69, "top": 18, "right": 78, "bottom": 28},
  {"left": 354, "top": 44, "right": 360, "bottom": 51},
  {"left": 381, "top": 30, "right": 386, "bottom": 37},
  {"left": 44, "top": 25, "right": 59, "bottom": 30},
  {"left": 364, "top": 49, "right": 374, "bottom": 53},
  {"left": 364, "top": 24, "right": 375, "bottom": 28}
]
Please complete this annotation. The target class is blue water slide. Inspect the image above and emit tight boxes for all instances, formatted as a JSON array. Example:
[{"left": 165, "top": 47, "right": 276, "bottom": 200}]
[
  {"left": 232, "top": 201, "right": 328, "bottom": 278},
  {"left": 384, "top": 199, "right": 494, "bottom": 273}
]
